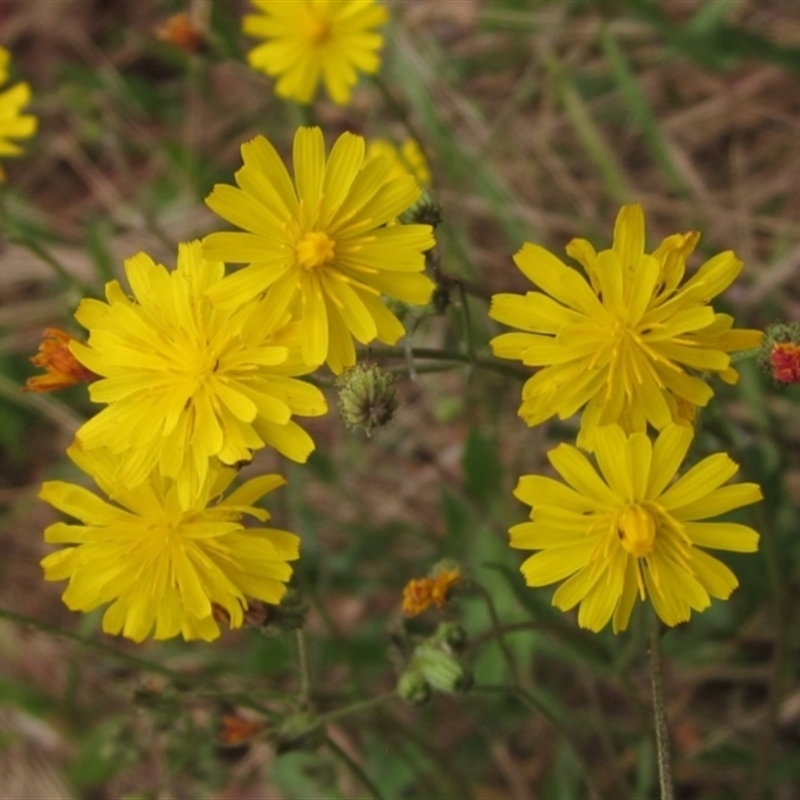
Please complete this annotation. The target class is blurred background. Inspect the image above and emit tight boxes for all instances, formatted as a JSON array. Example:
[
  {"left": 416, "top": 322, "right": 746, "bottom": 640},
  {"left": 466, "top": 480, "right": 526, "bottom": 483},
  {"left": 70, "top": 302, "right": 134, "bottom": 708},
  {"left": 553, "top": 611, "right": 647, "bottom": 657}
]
[{"left": 0, "top": 0, "right": 797, "bottom": 798}]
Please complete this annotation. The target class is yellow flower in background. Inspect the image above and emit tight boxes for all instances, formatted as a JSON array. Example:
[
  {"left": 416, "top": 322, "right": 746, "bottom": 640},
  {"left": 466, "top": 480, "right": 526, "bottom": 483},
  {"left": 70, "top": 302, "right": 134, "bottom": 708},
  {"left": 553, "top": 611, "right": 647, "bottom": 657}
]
[
  {"left": 366, "top": 138, "right": 431, "bottom": 187},
  {"left": 0, "top": 47, "right": 37, "bottom": 180},
  {"left": 511, "top": 424, "right": 761, "bottom": 633},
  {"left": 40, "top": 443, "right": 299, "bottom": 642},
  {"left": 71, "top": 240, "right": 327, "bottom": 504},
  {"left": 490, "top": 205, "right": 763, "bottom": 449},
  {"left": 243, "top": 0, "right": 387, "bottom": 105},
  {"left": 203, "top": 127, "right": 435, "bottom": 373}
]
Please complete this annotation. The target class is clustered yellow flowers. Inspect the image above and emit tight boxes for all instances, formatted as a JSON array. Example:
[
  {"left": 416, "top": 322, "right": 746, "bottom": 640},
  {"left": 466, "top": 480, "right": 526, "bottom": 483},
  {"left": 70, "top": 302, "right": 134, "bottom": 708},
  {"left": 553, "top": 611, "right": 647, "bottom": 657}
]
[
  {"left": 495, "top": 205, "right": 764, "bottom": 632},
  {"left": 32, "top": 0, "right": 763, "bottom": 644},
  {"left": 37, "top": 127, "right": 435, "bottom": 642}
]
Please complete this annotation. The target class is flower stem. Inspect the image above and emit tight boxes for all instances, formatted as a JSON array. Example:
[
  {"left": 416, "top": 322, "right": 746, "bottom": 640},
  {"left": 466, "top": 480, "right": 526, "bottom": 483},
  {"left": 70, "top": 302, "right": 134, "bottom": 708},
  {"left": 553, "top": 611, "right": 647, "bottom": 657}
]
[
  {"left": 469, "top": 580, "right": 519, "bottom": 685},
  {"left": 0, "top": 607, "right": 283, "bottom": 718},
  {"left": 295, "top": 628, "right": 311, "bottom": 708},
  {"left": 314, "top": 691, "right": 397, "bottom": 728},
  {"left": 325, "top": 734, "right": 386, "bottom": 800},
  {"left": 368, "top": 346, "right": 529, "bottom": 380},
  {"left": 649, "top": 615, "right": 675, "bottom": 800}
]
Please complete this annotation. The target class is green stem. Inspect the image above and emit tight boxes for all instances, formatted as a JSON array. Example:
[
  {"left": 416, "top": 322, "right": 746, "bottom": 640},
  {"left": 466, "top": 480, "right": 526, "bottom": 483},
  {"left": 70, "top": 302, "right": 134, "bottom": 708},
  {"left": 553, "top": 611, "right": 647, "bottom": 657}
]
[
  {"left": 750, "top": 500, "right": 786, "bottom": 799},
  {"left": 325, "top": 735, "right": 385, "bottom": 800},
  {"left": 469, "top": 581, "right": 519, "bottom": 685},
  {"left": 314, "top": 691, "right": 397, "bottom": 728},
  {"left": 0, "top": 606, "right": 177, "bottom": 678},
  {"left": 649, "top": 616, "right": 675, "bottom": 800},
  {"left": 0, "top": 607, "right": 282, "bottom": 719},
  {"left": 368, "top": 346, "right": 529, "bottom": 380},
  {"left": 295, "top": 628, "right": 311, "bottom": 708}
]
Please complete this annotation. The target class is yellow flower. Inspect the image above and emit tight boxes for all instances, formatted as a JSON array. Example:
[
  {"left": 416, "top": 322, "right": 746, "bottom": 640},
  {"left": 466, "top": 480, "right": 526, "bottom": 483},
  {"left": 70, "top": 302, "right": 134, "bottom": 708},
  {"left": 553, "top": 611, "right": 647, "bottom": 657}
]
[
  {"left": 490, "top": 205, "right": 763, "bottom": 448},
  {"left": 510, "top": 424, "right": 762, "bottom": 633},
  {"left": 71, "top": 240, "right": 327, "bottom": 504},
  {"left": 40, "top": 443, "right": 299, "bottom": 643},
  {"left": 0, "top": 47, "right": 37, "bottom": 180},
  {"left": 366, "top": 138, "right": 431, "bottom": 187},
  {"left": 243, "top": 0, "right": 387, "bottom": 105},
  {"left": 203, "top": 127, "right": 435, "bottom": 373}
]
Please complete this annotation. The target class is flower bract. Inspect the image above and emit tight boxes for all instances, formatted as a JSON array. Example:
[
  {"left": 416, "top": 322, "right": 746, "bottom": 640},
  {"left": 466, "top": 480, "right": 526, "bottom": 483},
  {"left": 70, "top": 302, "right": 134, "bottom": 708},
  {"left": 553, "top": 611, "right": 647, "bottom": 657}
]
[
  {"left": 490, "top": 204, "right": 763, "bottom": 448},
  {"left": 0, "top": 46, "right": 37, "bottom": 180},
  {"left": 71, "top": 240, "right": 327, "bottom": 504},
  {"left": 243, "top": 0, "right": 387, "bottom": 105},
  {"left": 40, "top": 443, "right": 300, "bottom": 643},
  {"left": 203, "top": 127, "right": 435, "bottom": 373},
  {"left": 510, "top": 424, "right": 762, "bottom": 633}
]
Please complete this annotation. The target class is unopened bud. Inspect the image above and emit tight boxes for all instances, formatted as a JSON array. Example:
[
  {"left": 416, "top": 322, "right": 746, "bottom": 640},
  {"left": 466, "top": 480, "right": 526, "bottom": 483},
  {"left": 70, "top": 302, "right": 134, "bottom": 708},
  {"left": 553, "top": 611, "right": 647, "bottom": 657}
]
[
  {"left": 397, "top": 668, "right": 432, "bottom": 706},
  {"left": 337, "top": 363, "right": 398, "bottom": 436},
  {"left": 399, "top": 189, "right": 443, "bottom": 229},
  {"left": 260, "top": 589, "right": 309, "bottom": 636},
  {"left": 414, "top": 641, "right": 472, "bottom": 695},
  {"left": 759, "top": 323, "right": 800, "bottom": 384}
]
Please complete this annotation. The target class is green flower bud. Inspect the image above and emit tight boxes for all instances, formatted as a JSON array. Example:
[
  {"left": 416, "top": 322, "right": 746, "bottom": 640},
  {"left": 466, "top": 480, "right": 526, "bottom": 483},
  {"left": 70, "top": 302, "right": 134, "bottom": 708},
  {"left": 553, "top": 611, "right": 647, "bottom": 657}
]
[
  {"left": 397, "top": 668, "right": 432, "bottom": 706},
  {"left": 259, "top": 589, "right": 309, "bottom": 637},
  {"left": 399, "top": 188, "right": 443, "bottom": 229},
  {"left": 337, "top": 363, "right": 398, "bottom": 436},
  {"left": 431, "top": 621, "right": 468, "bottom": 651},
  {"left": 414, "top": 641, "right": 472, "bottom": 695}
]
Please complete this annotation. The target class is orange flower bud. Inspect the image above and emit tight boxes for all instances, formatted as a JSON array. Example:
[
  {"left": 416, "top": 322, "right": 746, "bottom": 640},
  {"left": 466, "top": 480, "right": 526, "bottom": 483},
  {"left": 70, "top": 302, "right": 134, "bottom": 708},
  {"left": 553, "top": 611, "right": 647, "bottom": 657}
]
[
  {"left": 24, "top": 328, "right": 97, "bottom": 393},
  {"left": 769, "top": 341, "right": 800, "bottom": 384},
  {"left": 155, "top": 12, "right": 205, "bottom": 53},
  {"left": 402, "top": 568, "right": 461, "bottom": 617}
]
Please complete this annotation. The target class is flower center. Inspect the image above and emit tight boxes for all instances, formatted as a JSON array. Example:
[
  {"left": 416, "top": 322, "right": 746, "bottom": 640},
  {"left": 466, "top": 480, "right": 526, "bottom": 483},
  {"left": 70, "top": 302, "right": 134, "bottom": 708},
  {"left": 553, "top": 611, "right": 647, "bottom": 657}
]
[
  {"left": 617, "top": 504, "right": 656, "bottom": 557},
  {"left": 296, "top": 231, "right": 336, "bottom": 270},
  {"left": 306, "top": 16, "right": 332, "bottom": 46}
]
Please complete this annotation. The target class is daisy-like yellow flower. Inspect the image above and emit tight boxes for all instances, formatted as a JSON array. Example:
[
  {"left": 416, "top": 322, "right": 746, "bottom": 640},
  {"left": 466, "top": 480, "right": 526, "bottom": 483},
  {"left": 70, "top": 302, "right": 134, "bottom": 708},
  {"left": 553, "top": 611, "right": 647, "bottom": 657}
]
[
  {"left": 0, "top": 47, "right": 37, "bottom": 180},
  {"left": 71, "top": 240, "right": 327, "bottom": 504},
  {"left": 243, "top": 0, "right": 387, "bottom": 105},
  {"left": 490, "top": 205, "right": 763, "bottom": 448},
  {"left": 366, "top": 138, "right": 431, "bottom": 187},
  {"left": 511, "top": 424, "right": 762, "bottom": 633},
  {"left": 203, "top": 127, "right": 435, "bottom": 373},
  {"left": 40, "top": 443, "right": 299, "bottom": 642}
]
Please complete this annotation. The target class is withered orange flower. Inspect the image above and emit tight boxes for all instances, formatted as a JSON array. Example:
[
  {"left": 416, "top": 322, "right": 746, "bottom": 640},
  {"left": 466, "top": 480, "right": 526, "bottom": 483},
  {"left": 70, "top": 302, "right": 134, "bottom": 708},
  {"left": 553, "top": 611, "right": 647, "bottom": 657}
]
[
  {"left": 218, "top": 713, "right": 264, "bottom": 746},
  {"left": 769, "top": 342, "right": 800, "bottom": 384},
  {"left": 24, "top": 327, "right": 97, "bottom": 393},
  {"left": 155, "top": 12, "right": 205, "bottom": 53},
  {"left": 402, "top": 569, "right": 461, "bottom": 617}
]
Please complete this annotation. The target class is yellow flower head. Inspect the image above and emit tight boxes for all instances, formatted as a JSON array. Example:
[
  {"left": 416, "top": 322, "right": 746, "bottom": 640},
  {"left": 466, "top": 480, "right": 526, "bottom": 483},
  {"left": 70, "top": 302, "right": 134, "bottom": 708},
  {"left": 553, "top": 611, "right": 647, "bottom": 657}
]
[
  {"left": 366, "top": 138, "right": 431, "bottom": 187},
  {"left": 511, "top": 424, "right": 762, "bottom": 633},
  {"left": 490, "top": 205, "right": 763, "bottom": 448},
  {"left": 71, "top": 240, "right": 327, "bottom": 504},
  {"left": 203, "top": 127, "right": 436, "bottom": 373},
  {"left": 0, "top": 47, "right": 37, "bottom": 180},
  {"left": 40, "top": 443, "right": 300, "bottom": 642},
  {"left": 243, "top": 0, "right": 387, "bottom": 105}
]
